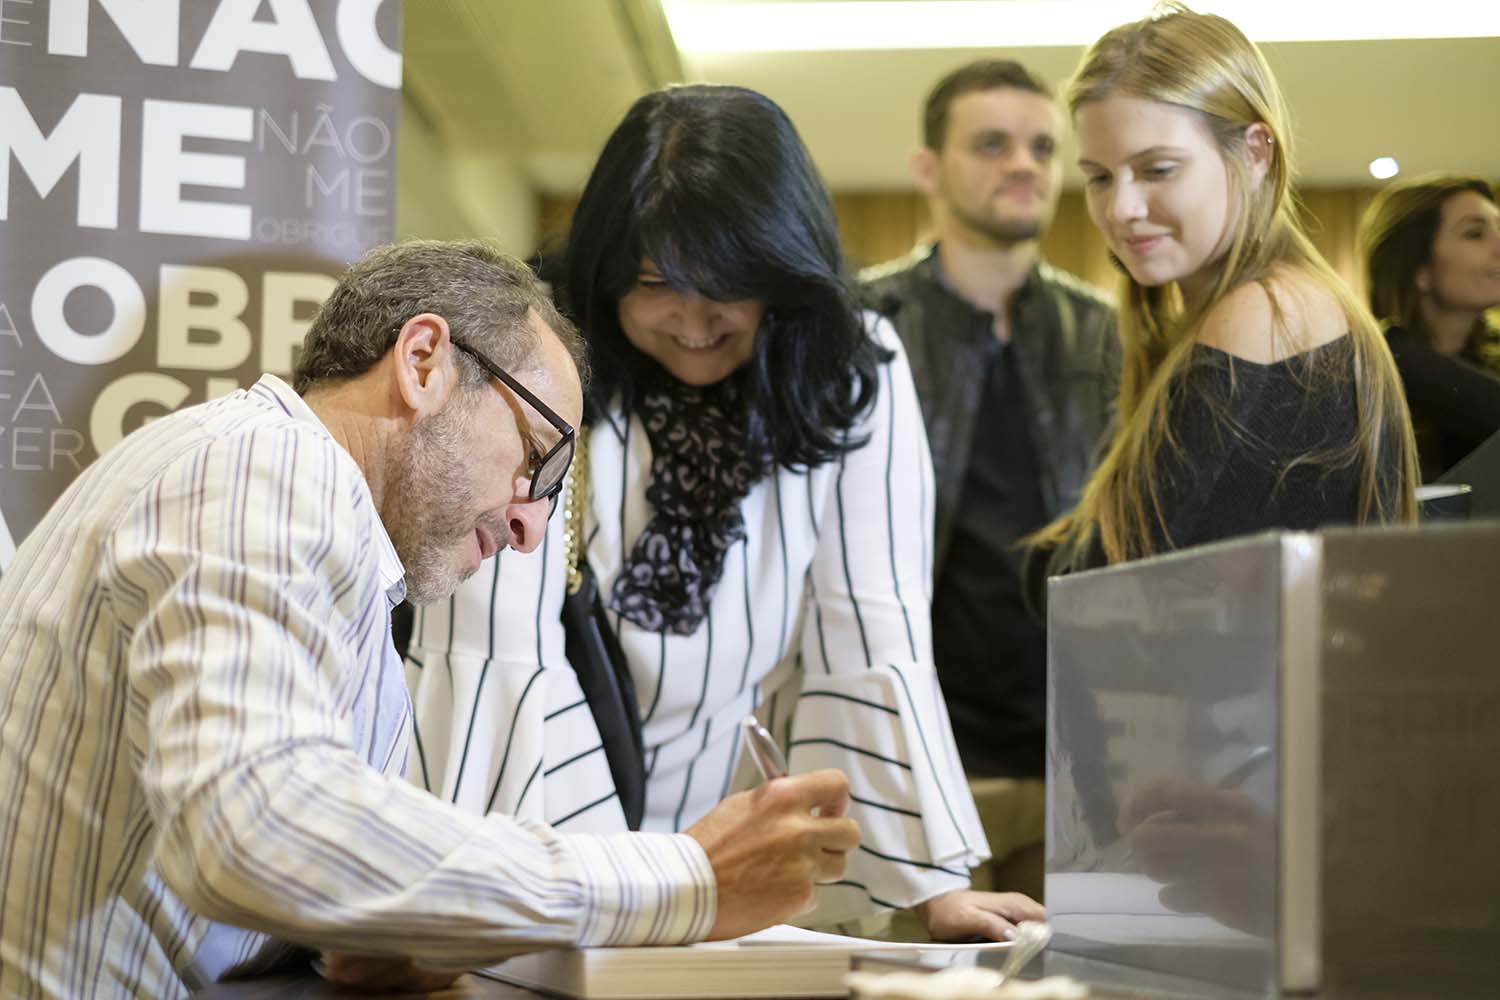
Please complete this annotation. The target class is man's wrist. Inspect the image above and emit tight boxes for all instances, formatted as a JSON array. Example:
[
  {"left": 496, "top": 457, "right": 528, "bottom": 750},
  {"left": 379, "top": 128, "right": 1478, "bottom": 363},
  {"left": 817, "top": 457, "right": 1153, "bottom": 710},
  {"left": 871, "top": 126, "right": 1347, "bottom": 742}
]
[{"left": 563, "top": 831, "right": 717, "bottom": 948}]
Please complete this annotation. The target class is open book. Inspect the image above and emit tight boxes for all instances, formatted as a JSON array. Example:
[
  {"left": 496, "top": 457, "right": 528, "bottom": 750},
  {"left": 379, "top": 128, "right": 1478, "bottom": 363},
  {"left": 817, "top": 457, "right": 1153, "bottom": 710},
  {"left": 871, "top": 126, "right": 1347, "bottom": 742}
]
[{"left": 478, "top": 924, "right": 1012, "bottom": 1000}]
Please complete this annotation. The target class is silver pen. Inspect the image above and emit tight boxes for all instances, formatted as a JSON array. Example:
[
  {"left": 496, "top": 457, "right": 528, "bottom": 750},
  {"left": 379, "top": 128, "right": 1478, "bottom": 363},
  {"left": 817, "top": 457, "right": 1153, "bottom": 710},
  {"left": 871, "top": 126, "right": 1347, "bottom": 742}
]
[
  {"left": 1218, "top": 744, "right": 1272, "bottom": 790},
  {"left": 741, "top": 715, "right": 788, "bottom": 781}
]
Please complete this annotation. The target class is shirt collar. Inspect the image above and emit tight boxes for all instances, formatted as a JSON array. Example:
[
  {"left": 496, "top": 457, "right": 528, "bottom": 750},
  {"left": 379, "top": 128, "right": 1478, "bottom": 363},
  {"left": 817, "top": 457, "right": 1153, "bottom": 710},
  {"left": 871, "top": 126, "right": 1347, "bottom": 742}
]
[
  {"left": 251, "top": 374, "right": 408, "bottom": 607},
  {"left": 923, "top": 242, "right": 1045, "bottom": 318}
]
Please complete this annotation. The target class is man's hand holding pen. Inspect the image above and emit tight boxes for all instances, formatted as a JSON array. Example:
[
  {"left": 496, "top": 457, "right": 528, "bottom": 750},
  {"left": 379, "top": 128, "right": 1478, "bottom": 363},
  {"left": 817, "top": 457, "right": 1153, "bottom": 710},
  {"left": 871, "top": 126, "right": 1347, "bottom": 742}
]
[
  {"left": 686, "top": 718, "right": 861, "bottom": 940},
  {"left": 731, "top": 717, "right": 1049, "bottom": 944}
]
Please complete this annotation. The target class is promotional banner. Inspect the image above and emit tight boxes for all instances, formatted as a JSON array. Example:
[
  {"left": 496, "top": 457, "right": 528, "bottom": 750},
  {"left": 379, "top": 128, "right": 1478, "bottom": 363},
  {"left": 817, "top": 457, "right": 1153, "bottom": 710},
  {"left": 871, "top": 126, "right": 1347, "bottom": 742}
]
[{"left": 0, "top": 0, "right": 402, "bottom": 572}]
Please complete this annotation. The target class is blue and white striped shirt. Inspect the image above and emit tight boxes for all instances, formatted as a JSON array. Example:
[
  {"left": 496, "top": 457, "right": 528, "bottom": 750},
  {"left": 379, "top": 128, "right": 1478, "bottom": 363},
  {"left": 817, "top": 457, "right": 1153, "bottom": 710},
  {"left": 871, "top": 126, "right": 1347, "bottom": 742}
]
[
  {"left": 0, "top": 374, "right": 714, "bottom": 1000},
  {"left": 408, "top": 316, "right": 988, "bottom": 927}
]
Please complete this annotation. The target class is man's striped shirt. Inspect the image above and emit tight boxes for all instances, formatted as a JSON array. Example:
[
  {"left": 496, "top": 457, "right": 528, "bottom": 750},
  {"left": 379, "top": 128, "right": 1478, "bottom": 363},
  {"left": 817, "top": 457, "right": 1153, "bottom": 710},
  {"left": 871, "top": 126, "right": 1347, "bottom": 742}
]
[{"left": 0, "top": 374, "right": 714, "bottom": 999}]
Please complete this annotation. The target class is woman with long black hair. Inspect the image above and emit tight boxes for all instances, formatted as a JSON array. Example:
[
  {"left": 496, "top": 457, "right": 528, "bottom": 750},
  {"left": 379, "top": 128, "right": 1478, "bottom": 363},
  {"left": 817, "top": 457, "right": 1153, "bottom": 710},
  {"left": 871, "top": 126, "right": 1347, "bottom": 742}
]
[{"left": 406, "top": 84, "right": 1042, "bottom": 940}]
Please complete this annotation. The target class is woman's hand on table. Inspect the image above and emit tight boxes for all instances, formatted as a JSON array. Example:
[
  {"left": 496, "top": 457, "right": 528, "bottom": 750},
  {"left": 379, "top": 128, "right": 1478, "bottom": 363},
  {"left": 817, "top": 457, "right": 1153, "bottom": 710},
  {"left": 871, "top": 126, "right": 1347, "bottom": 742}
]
[{"left": 914, "top": 889, "right": 1047, "bottom": 942}]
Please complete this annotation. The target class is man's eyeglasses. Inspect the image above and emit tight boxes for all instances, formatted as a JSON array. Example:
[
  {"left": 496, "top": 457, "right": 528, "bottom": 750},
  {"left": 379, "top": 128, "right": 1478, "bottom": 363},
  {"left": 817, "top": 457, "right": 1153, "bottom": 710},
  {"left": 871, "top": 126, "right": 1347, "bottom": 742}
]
[{"left": 451, "top": 339, "right": 575, "bottom": 518}]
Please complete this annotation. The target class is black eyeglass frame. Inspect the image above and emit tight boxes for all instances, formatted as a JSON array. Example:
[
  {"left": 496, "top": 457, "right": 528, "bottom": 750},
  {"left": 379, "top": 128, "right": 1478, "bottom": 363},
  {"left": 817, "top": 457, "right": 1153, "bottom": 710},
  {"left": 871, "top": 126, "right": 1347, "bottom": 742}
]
[{"left": 451, "top": 339, "right": 576, "bottom": 514}]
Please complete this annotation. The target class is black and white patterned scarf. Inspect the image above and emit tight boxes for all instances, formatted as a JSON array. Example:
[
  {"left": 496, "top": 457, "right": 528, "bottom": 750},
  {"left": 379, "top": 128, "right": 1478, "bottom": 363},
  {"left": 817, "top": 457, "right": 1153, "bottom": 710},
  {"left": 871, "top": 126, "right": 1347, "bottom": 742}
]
[{"left": 608, "top": 380, "right": 771, "bottom": 635}]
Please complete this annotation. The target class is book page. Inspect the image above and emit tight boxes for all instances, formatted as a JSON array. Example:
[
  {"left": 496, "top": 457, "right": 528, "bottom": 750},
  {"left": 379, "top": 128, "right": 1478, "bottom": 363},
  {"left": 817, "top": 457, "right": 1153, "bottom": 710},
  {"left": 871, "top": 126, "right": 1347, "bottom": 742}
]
[{"left": 730, "top": 924, "right": 1014, "bottom": 950}]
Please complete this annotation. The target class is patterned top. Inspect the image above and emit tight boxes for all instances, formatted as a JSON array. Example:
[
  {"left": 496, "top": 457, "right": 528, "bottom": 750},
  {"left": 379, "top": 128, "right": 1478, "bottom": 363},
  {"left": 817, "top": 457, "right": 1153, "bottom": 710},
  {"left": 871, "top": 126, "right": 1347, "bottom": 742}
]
[
  {"left": 0, "top": 374, "right": 714, "bottom": 1000},
  {"left": 407, "top": 316, "right": 988, "bottom": 926}
]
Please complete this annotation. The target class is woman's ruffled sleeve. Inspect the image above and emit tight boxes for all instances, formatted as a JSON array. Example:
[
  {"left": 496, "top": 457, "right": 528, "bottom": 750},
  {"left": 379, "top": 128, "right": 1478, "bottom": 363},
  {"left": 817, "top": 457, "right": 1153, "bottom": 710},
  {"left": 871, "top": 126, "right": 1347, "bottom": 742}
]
[{"left": 785, "top": 314, "right": 988, "bottom": 925}]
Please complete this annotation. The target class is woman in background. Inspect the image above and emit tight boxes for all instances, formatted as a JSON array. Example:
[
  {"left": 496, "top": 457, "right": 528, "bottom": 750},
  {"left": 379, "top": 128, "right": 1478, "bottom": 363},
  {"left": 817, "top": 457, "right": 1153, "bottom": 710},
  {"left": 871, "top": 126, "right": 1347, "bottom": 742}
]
[
  {"left": 1361, "top": 175, "right": 1500, "bottom": 480},
  {"left": 1032, "top": 3, "right": 1417, "bottom": 571},
  {"left": 407, "top": 84, "right": 1042, "bottom": 941}
]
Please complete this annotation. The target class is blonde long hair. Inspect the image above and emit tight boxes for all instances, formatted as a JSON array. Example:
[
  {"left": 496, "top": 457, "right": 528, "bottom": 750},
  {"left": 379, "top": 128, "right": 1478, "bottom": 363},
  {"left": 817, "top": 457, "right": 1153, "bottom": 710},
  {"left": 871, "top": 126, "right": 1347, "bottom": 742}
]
[{"left": 1033, "top": 4, "right": 1418, "bottom": 567}]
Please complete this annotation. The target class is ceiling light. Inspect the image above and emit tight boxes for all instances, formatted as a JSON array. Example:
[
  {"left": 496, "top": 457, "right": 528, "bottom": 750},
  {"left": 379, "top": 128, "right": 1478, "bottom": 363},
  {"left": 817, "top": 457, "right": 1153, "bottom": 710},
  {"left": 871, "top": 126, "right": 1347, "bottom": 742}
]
[
  {"left": 664, "top": 1, "right": 1500, "bottom": 53},
  {"left": 1368, "top": 157, "right": 1401, "bottom": 180}
]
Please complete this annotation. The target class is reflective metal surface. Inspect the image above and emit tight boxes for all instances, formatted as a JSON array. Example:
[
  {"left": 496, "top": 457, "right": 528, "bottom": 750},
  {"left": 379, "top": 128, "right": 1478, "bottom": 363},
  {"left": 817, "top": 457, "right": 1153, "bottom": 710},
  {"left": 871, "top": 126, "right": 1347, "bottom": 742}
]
[
  {"left": 1046, "top": 524, "right": 1500, "bottom": 999},
  {"left": 1047, "top": 533, "right": 1287, "bottom": 994}
]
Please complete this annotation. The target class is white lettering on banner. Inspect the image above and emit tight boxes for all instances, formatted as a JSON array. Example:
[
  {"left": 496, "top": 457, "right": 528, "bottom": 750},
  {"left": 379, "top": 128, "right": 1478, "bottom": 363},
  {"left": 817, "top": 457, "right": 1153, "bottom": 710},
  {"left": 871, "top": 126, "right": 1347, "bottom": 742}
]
[
  {"left": 305, "top": 164, "right": 348, "bottom": 205},
  {"left": 0, "top": 367, "right": 11, "bottom": 403},
  {"left": 353, "top": 167, "right": 386, "bottom": 215},
  {"left": 256, "top": 108, "right": 393, "bottom": 163},
  {"left": 29, "top": 261, "right": 333, "bottom": 371},
  {"left": 192, "top": 0, "right": 335, "bottom": 80},
  {"left": 0, "top": 303, "right": 19, "bottom": 345},
  {"left": 303, "top": 104, "right": 346, "bottom": 158},
  {"left": 48, "top": 0, "right": 180, "bottom": 66},
  {"left": 344, "top": 116, "right": 392, "bottom": 163},
  {"left": 0, "top": 88, "right": 122, "bottom": 228},
  {"left": 32, "top": 256, "right": 145, "bottom": 365},
  {"left": 261, "top": 270, "right": 336, "bottom": 374},
  {"left": 157, "top": 265, "right": 252, "bottom": 370},
  {"left": 253, "top": 217, "right": 387, "bottom": 248},
  {"left": 89, "top": 371, "right": 190, "bottom": 454},
  {"left": 10, "top": 426, "right": 42, "bottom": 470},
  {"left": 308, "top": 163, "right": 394, "bottom": 215},
  {"left": 33, "top": 0, "right": 399, "bottom": 88},
  {"left": 0, "top": 0, "right": 35, "bottom": 47},
  {"left": 0, "top": 427, "right": 86, "bottom": 472},
  {"left": 337, "top": 0, "right": 401, "bottom": 90},
  {"left": 257, "top": 109, "right": 299, "bottom": 154},
  {"left": 0, "top": 370, "right": 79, "bottom": 473},
  {"left": 140, "top": 99, "right": 253, "bottom": 240},
  {"left": 12, "top": 372, "right": 64, "bottom": 424}
]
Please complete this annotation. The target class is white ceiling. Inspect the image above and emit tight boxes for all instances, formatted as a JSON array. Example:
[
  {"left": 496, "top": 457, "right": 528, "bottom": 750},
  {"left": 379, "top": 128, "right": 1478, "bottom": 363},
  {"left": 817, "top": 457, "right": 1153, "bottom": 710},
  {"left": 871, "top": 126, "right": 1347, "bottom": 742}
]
[{"left": 404, "top": 1, "right": 1500, "bottom": 194}]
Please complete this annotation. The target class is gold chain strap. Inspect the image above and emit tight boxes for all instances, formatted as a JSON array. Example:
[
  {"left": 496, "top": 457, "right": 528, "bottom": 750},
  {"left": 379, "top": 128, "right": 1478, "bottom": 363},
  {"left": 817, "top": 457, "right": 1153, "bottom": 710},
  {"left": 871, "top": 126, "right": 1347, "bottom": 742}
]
[{"left": 562, "top": 429, "right": 590, "bottom": 596}]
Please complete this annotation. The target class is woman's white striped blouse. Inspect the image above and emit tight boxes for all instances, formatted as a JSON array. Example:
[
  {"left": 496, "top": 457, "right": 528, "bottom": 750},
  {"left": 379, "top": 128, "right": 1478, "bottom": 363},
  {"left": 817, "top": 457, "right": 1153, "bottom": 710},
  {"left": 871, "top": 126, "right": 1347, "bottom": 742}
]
[{"left": 407, "top": 316, "right": 988, "bottom": 926}]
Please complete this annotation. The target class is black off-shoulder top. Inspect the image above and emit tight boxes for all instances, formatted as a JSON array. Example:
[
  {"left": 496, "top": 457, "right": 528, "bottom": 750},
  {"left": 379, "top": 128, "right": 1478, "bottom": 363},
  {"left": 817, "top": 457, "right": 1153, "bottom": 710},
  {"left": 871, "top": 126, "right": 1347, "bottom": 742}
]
[
  {"left": 1027, "top": 336, "right": 1397, "bottom": 607},
  {"left": 1143, "top": 336, "right": 1372, "bottom": 553}
]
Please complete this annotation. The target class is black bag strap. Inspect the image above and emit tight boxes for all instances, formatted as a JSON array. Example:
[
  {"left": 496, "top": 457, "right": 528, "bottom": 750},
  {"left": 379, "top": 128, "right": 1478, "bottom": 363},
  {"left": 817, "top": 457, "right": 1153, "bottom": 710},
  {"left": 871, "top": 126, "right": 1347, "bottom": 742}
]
[{"left": 561, "top": 432, "right": 647, "bottom": 829}]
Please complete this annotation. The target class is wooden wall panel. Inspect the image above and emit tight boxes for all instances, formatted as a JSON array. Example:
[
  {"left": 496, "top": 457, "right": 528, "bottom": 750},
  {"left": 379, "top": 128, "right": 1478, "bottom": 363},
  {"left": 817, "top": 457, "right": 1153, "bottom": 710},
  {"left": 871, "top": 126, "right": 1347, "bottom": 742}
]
[
  {"left": 537, "top": 195, "right": 578, "bottom": 259},
  {"left": 1039, "top": 193, "right": 1118, "bottom": 295},
  {"left": 539, "top": 187, "right": 1382, "bottom": 301},
  {"left": 831, "top": 192, "right": 930, "bottom": 272},
  {"left": 1297, "top": 187, "right": 1381, "bottom": 302}
]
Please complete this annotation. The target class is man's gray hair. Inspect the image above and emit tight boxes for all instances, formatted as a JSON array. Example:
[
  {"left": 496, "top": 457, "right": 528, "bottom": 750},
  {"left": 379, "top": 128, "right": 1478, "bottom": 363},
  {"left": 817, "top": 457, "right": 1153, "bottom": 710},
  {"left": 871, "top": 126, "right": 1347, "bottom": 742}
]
[{"left": 293, "top": 239, "right": 588, "bottom": 395}]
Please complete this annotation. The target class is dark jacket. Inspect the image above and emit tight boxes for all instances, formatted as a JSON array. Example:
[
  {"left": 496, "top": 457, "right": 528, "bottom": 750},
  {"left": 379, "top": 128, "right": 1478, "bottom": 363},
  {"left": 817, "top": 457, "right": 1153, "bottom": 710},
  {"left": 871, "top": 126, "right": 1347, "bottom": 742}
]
[
  {"left": 1384, "top": 323, "right": 1500, "bottom": 481},
  {"left": 862, "top": 245, "right": 1119, "bottom": 577}
]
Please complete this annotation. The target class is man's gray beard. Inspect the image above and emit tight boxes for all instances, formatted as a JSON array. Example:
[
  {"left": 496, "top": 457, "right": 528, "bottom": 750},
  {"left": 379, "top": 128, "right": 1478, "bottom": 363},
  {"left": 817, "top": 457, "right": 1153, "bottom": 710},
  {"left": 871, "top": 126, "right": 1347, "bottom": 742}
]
[
  {"left": 401, "top": 550, "right": 475, "bottom": 607},
  {"left": 384, "top": 403, "right": 480, "bottom": 606}
]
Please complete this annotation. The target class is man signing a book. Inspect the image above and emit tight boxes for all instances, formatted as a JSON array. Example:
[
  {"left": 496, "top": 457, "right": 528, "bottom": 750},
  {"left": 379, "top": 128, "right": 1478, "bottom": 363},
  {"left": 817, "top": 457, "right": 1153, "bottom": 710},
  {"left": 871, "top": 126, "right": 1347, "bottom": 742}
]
[{"left": 0, "top": 241, "right": 861, "bottom": 1000}]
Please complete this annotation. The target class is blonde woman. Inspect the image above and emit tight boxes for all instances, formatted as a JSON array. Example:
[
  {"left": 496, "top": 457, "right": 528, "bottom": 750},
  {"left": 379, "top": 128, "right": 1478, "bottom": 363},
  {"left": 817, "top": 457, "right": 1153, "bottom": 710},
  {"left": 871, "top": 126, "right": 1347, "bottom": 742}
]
[{"left": 1032, "top": 4, "right": 1418, "bottom": 571}]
